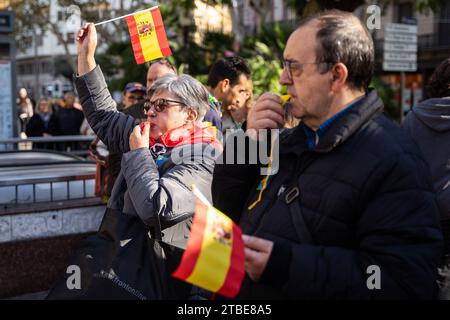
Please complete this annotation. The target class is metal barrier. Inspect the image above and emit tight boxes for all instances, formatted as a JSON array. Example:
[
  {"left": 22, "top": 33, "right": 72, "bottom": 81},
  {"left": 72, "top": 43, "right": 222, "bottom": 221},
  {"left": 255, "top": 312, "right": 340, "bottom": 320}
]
[
  {"left": 0, "top": 172, "right": 96, "bottom": 205},
  {"left": 0, "top": 135, "right": 96, "bottom": 157},
  {"left": 0, "top": 150, "right": 99, "bottom": 212}
]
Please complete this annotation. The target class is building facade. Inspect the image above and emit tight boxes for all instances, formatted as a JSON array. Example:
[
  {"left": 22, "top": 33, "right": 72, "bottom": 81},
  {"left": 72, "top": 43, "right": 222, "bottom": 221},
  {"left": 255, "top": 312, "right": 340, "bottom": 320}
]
[{"left": 372, "top": 0, "right": 450, "bottom": 113}]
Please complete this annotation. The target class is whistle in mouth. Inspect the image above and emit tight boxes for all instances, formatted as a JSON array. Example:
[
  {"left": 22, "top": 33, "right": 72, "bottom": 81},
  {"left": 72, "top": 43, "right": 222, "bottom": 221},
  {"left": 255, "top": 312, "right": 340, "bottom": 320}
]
[{"left": 281, "top": 94, "right": 291, "bottom": 105}]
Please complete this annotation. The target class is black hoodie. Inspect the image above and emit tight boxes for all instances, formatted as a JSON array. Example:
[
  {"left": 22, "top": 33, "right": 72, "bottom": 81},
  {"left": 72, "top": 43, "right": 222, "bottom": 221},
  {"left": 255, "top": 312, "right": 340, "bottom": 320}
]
[{"left": 403, "top": 97, "right": 450, "bottom": 232}]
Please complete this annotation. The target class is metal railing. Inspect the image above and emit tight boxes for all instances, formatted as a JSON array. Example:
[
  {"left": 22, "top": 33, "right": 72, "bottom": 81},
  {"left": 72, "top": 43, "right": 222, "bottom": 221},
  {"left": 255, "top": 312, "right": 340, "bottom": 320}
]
[
  {"left": 0, "top": 135, "right": 96, "bottom": 157},
  {"left": 0, "top": 173, "right": 96, "bottom": 205},
  {"left": 0, "top": 167, "right": 101, "bottom": 215}
]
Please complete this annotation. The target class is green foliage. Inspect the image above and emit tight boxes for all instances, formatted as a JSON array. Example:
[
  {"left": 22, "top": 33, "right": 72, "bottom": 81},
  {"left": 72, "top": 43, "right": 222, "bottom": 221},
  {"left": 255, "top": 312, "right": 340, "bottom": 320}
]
[
  {"left": 416, "top": 0, "right": 450, "bottom": 14},
  {"left": 202, "top": 31, "right": 235, "bottom": 67},
  {"left": 194, "top": 74, "right": 209, "bottom": 86},
  {"left": 241, "top": 42, "right": 284, "bottom": 97},
  {"left": 247, "top": 55, "right": 284, "bottom": 98},
  {"left": 369, "top": 76, "right": 399, "bottom": 122},
  {"left": 175, "top": 20, "right": 290, "bottom": 98},
  {"left": 96, "top": 42, "right": 148, "bottom": 92},
  {"left": 243, "top": 22, "right": 292, "bottom": 61},
  {"left": 240, "top": 23, "right": 294, "bottom": 97}
]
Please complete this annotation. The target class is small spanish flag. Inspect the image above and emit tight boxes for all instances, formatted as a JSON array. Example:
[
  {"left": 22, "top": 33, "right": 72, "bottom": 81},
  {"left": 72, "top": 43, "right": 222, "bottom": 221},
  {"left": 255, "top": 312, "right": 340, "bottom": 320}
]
[
  {"left": 126, "top": 7, "right": 172, "bottom": 64},
  {"left": 172, "top": 186, "right": 245, "bottom": 298}
]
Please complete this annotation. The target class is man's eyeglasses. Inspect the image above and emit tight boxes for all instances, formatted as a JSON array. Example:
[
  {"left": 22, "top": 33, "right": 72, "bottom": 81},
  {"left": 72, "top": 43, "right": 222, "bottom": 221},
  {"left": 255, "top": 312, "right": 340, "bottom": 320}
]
[
  {"left": 282, "top": 59, "right": 332, "bottom": 80},
  {"left": 143, "top": 98, "right": 187, "bottom": 113}
]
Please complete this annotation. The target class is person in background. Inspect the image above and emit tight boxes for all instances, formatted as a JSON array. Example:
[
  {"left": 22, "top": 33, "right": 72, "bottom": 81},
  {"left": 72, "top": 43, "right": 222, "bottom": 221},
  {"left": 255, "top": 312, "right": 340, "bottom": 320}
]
[
  {"left": 17, "top": 88, "right": 34, "bottom": 134},
  {"left": 118, "top": 82, "right": 147, "bottom": 112},
  {"left": 221, "top": 80, "right": 253, "bottom": 132},
  {"left": 147, "top": 59, "right": 177, "bottom": 88},
  {"left": 50, "top": 92, "right": 84, "bottom": 136},
  {"left": 207, "top": 56, "right": 252, "bottom": 133},
  {"left": 403, "top": 58, "right": 450, "bottom": 300},
  {"left": 26, "top": 98, "right": 53, "bottom": 137},
  {"left": 49, "top": 91, "right": 85, "bottom": 151},
  {"left": 25, "top": 98, "right": 55, "bottom": 150}
]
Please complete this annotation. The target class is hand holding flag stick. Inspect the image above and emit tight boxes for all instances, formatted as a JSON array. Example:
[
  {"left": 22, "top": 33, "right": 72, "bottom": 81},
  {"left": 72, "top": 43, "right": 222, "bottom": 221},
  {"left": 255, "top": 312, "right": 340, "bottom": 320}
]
[
  {"left": 76, "top": 23, "right": 97, "bottom": 54},
  {"left": 76, "top": 23, "right": 98, "bottom": 76},
  {"left": 242, "top": 234, "right": 274, "bottom": 282},
  {"left": 171, "top": 186, "right": 275, "bottom": 296},
  {"left": 172, "top": 186, "right": 245, "bottom": 298}
]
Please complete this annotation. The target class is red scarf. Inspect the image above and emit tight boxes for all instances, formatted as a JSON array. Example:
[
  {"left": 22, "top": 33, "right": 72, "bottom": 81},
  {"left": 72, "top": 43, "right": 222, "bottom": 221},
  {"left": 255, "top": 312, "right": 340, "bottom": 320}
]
[{"left": 140, "top": 122, "right": 222, "bottom": 150}]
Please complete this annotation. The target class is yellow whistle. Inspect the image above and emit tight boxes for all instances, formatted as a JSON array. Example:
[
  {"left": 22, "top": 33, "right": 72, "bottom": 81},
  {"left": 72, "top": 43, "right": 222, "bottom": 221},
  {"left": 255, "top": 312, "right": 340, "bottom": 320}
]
[{"left": 281, "top": 94, "right": 291, "bottom": 105}]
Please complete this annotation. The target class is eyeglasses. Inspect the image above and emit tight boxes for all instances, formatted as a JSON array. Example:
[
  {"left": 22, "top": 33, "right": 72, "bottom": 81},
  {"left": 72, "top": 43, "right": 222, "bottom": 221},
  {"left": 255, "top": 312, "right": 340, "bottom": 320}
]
[
  {"left": 143, "top": 98, "right": 187, "bottom": 113},
  {"left": 282, "top": 59, "right": 332, "bottom": 80}
]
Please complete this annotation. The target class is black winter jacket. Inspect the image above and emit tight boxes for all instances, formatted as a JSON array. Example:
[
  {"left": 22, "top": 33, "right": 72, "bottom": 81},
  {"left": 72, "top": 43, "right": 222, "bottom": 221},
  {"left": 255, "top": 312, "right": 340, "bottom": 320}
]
[
  {"left": 403, "top": 98, "right": 450, "bottom": 222},
  {"left": 26, "top": 113, "right": 54, "bottom": 137},
  {"left": 213, "top": 90, "right": 443, "bottom": 299},
  {"left": 49, "top": 106, "right": 84, "bottom": 136}
]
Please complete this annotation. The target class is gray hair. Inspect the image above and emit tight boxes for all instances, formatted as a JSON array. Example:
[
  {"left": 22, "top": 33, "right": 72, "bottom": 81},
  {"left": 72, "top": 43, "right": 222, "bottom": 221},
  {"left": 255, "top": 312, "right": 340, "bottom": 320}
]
[{"left": 147, "top": 74, "right": 210, "bottom": 121}]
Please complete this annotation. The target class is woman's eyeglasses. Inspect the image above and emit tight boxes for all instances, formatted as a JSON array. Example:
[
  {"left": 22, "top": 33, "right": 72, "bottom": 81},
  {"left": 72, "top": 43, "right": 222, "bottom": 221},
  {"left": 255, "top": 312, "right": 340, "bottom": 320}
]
[{"left": 143, "top": 98, "right": 187, "bottom": 113}]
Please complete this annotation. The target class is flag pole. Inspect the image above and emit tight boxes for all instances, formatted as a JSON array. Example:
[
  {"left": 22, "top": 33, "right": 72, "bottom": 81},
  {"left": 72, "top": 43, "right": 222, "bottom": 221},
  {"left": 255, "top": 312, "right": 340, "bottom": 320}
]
[
  {"left": 94, "top": 5, "right": 159, "bottom": 26},
  {"left": 192, "top": 185, "right": 212, "bottom": 207}
]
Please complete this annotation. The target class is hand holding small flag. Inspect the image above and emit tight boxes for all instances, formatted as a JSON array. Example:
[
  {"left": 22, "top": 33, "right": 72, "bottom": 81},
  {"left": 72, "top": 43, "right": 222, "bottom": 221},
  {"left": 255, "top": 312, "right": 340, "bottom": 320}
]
[
  {"left": 242, "top": 234, "right": 274, "bottom": 282},
  {"left": 172, "top": 186, "right": 245, "bottom": 298},
  {"left": 76, "top": 23, "right": 98, "bottom": 76},
  {"left": 76, "top": 23, "right": 97, "bottom": 58}
]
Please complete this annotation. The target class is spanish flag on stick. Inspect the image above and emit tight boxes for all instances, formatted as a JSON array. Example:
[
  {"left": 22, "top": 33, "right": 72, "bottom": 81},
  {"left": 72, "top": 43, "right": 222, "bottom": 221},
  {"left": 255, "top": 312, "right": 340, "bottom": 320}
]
[
  {"left": 126, "top": 7, "right": 172, "bottom": 64},
  {"left": 172, "top": 186, "right": 245, "bottom": 298},
  {"left": 95, "top": 6, "right": 172, "bottom": 64}
]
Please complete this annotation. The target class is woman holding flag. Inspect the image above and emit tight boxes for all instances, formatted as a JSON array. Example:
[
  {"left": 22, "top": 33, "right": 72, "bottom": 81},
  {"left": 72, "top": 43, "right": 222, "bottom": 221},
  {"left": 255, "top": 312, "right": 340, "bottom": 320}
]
[{"left": 68, "top": 23, "right": 220, "bottom": 299}]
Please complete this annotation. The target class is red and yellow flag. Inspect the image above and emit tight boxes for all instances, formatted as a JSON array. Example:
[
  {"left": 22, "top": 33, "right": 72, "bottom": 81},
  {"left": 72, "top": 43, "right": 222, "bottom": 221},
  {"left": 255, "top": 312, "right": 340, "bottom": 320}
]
[
  {"left": 126, "top": 7, "right": 172, "bottom": 64},
  {"left": 172, "top": 187, "right": 245, "bottom": 298}
]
